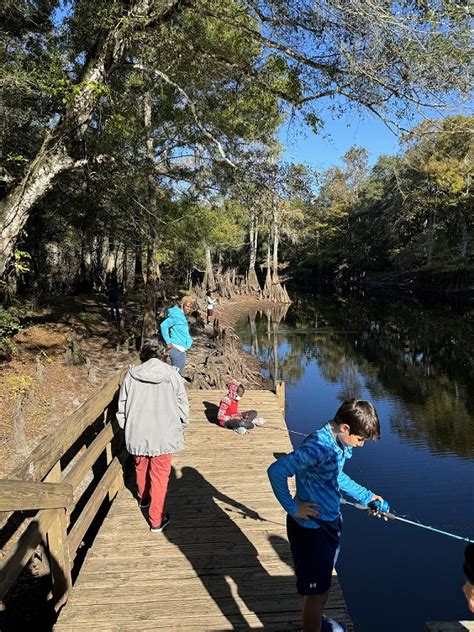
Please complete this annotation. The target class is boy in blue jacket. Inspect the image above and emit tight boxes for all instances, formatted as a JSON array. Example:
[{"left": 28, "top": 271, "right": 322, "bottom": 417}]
[
  {"left": 160, "top": 297, "right": 194, "bottom": 374},
  {"left": 268, "top": 399, "right": 387, "bottom": 632}
]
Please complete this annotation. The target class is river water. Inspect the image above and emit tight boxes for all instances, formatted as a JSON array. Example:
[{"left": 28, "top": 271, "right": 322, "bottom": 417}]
[{"left": 235, "top": 292, "right": 474, "bottom": 632}]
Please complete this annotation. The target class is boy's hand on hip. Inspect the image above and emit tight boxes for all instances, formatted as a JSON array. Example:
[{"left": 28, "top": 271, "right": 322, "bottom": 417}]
[{"left": 294, "top": 499, "right": 320, "bottom": 520}]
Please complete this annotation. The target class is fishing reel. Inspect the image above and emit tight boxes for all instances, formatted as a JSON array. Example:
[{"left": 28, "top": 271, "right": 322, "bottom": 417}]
[{"left": 369, "top": 499, "right": 390, "bottom": 514}]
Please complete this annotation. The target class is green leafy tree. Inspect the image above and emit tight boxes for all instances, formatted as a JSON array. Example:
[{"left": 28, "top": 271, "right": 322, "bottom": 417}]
[{"left": 1, "top": 0, "right": 471, "bottom": 281}]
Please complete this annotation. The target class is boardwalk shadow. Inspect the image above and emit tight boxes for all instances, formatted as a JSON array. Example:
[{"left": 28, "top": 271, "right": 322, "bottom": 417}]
[
  {"left": 165, "top": 467, "right": 297, "bottom": 629},
  {"left": 203, "top": 401, "right": 219, "bottom": 424}
]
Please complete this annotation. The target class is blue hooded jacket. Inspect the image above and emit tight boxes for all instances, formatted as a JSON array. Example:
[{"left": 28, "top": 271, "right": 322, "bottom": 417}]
[
  {"left": 160, "top": 305, "right": 193, "bottom": 350},
  {"left": 267, "top": 423, "right": 374, "bottom": 528}
]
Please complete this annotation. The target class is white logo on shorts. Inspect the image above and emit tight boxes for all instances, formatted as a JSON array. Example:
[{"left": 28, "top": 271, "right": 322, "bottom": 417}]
[{"left": 309, "top": 582, "right": 318, "bottom": 589}]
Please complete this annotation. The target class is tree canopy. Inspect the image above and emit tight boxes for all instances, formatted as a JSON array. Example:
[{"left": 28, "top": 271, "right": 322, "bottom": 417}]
[{"left": 0, "top": 0, "right": 471, "bottom": 292}]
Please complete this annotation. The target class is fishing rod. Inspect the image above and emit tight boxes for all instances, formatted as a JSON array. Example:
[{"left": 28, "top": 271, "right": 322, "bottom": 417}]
[
  {"left": 341, "top": 498, "right": 474, "bottom": 544},
  {"left": 260, "top": 426, "right": 473, "bottom": 543}
]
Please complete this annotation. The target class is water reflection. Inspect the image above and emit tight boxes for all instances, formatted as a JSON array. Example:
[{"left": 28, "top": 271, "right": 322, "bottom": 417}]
[{"left": 237, "top": 293, "right": 474, "bottom": 459}]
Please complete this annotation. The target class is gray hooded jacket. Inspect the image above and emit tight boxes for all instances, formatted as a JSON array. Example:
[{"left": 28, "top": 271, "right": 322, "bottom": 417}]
[{"left": 116, "top": 358, "right": 189, "bottom": 456}]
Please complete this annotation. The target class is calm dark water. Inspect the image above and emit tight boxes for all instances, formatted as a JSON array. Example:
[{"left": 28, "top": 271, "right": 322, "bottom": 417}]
[{"left": 235, "top": 292, "right": 474, "bottom": 632}]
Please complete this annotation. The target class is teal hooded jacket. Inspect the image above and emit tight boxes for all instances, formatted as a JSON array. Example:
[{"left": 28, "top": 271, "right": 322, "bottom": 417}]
[{"left": 160, "top": 305, "right": 193, "bottom": 350}]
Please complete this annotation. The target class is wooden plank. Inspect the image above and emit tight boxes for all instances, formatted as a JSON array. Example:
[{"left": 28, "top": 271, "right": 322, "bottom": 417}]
[
  {"left": 10, "top": 369, "right": 125, "bottom": 483},
  {"left": 67, "top": 456, "right": 122, "bottom": 558},
  {"left": 44, "top": 462, "right": 72, "bottom": 608},
  {"left": 48, "top": 507, "right": 72, "bottom": 608},
  {"left": 0, "top": 479, "right": 73, "bottom": 511},
  {"left": 275, "top": 380, "right": 285, "bottom": 411},
  {"left": 62, "top": 420, "right": 118, "bottom": 491},
  {"left": 56, "top": 389, "right": 354, "bottom": 631}
]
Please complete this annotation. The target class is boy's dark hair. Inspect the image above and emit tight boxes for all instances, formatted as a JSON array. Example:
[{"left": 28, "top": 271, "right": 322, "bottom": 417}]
[
  {"left": 334, "top": 399, "right": 380, "bottom": 439},
  {"left": 140, "top": 335, "right": 166, "bottom": 363},
  {"left": 237, "top": 384, "right": 245, "bottom": 394}
]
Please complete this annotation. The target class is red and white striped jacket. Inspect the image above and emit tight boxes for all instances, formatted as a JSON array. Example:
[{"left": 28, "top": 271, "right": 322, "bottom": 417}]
[{"left": 217, "top": 379, "right": 240, "bottom": 426}]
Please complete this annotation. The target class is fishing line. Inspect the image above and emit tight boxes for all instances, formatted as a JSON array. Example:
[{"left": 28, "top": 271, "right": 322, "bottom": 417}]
[{"left": 341, "top": 499, "right": 474, "bottom": 543}]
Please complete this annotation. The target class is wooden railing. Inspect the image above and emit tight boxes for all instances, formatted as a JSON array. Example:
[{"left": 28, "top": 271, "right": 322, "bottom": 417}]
[
  {"left": 0, "top": 369, "right": 126, "bottom": 609},
  {"left": 275, "top": 379, "right": 285, "bottom": 412}
]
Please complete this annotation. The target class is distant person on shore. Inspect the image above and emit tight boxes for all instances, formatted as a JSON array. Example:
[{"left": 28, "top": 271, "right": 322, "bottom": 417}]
[
  {"left": 105, "top": 274, "right": 121, "bottom": 324},
  {"left": 463, "top": 543, "right": 474, "bottom": 612},
  {"left": 217, "top": 379, "right": 265, "bottom": 434},
  {"left": 116, "top": 336, "right": 189, "bottom": 532},
  {"left": 267, "top": 399, "right": 387, "bottom": 632},
  {"left": 160, "top": 296, "right": 194, "bottom": 375},
  {"left": 206, "top": 290, "right": 218, "bottom": 325}
]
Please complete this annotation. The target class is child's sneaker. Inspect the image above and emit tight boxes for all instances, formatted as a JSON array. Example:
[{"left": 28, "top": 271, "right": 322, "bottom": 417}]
[
  {"left": 138, "top": 496, "right": 150, "bottom": 509},
  {"left": 252, "top": 417, "right": 266, "bottom": 427},
  {"left": 321, "top": 616, "right": 347, "bottom": 632},
  {"left": 233, "top": 427, "right": 247, "bottom": 435},
  {"left": 150, "top": 512, "right": 170, "bottom": 533}
]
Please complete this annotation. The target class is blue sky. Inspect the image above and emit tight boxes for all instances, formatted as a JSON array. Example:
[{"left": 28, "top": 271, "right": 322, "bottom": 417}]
[{"left": 279, "top": 110, "right": 401, "bottom": 173}]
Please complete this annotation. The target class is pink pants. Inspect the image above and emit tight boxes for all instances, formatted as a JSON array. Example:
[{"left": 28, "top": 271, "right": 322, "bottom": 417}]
[{"left": 134, "top": 454, "right": 172, "bottom": 528}]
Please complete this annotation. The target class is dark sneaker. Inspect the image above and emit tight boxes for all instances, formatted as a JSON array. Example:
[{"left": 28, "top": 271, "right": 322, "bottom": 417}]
[
  {"left": 150, "top": 512, "right": 170, "bottom": 533},
  {"left": 321, "top": 617, "right": 347, "bottom": 632},
  {"left": 138, "top": 497, "right": 150, "bottom": 509}
]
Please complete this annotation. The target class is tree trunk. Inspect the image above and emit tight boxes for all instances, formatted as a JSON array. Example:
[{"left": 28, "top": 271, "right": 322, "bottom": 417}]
[
  {"left": 426, "top": 208, "right": 436, "bottom": 264},
  {"left": 141, "top": 89, "right": 158, "bottom": 343},
  {"left": 248, "top": 208, "right": 260, "bottom": 291},
  {"left": 0, "top": 0, "right": 191, "bottom": 279},
  {"left": 122, "top": 243, "right": 129, "bottom": 291},
  {"left": 142, "top": 240, "right": 157, "bottom": 341},
  {"left": 203, "top": 244, "right": 215, "bottom": 290},
  {"left": 271, "top": 198, "right": 280, "bottom": 283},
  {"left": 263, "top": 243, "right": 272, "bottom": 299},
  {"left": 79, "top": 230, "right": 93, "bottom": 292},
  {"left": 105, "top": 238, "right": 116, "bottom": 276},
  {"left": 460, "top": 214, "right": 468, "bottom": 260},
  {"left": 134, "top": 239, "right": 144, "bottom": 289}
]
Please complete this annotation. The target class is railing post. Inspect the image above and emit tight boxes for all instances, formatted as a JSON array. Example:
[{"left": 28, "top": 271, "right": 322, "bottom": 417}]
[
  {"left": 275, "top": 380, "right": 285, "bottom": 413},
  {"left": 44, "top": 462, "right": 72, "bottom": 608},
  {"left": 104, "top": 408, "right": 124, "bottom": 501}
]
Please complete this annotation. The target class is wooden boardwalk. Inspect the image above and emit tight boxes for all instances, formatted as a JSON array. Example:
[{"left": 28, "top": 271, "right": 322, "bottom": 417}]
[{"left": 55, "top": 389, "right": 353, "bottom": 631}]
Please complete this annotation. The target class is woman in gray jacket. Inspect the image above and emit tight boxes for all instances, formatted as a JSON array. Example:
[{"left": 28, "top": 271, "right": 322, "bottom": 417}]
[{"left": 117, "top": 336, "right": 189, "bottom": 532}]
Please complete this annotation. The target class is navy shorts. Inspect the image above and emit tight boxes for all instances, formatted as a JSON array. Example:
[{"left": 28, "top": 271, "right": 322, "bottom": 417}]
[{"left": 287, "top": 514, "right": 342, "bottom": 596}]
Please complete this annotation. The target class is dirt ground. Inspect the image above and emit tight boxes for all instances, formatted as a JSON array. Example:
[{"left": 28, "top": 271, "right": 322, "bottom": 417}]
[{"left": 0, "top": 293, "right": 276, "bottom": 477}]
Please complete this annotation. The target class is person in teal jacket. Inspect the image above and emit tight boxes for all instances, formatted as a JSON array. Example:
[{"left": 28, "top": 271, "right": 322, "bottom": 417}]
[
  {"left": 160, "top": 296, "right": 193, "bottom": 375},
  {"left": 268, "top": 399, "right": 387, "bottom": 632}
]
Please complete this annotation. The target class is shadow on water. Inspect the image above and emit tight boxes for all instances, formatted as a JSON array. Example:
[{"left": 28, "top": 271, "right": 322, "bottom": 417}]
[{"left": 164, "top": 466, "right": 298, "bottom": 629}]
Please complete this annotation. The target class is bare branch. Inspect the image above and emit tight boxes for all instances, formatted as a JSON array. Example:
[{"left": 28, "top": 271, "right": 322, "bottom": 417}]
[{"left": 132, "top": 63, "right": 236, "bottom": 168}]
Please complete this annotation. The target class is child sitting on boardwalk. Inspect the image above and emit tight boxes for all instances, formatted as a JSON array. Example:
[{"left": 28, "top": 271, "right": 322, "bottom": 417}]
[
  {"left": 217, "top": 379, "right": 259, "bottom": 434},
  {"left": 267, "top": 399, "right": 387, "bottom": 632},
  {"left": 116, "top": 336, "right": 189, "bottom": 532}
]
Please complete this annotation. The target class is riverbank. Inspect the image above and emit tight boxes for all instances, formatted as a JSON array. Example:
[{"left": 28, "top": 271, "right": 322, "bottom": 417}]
[
  {"left": 185, "top": 294, "right": 280, "bottom": 391},
  {"left": 0, "top": 293, "right": 276, "bottom": 476}
]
